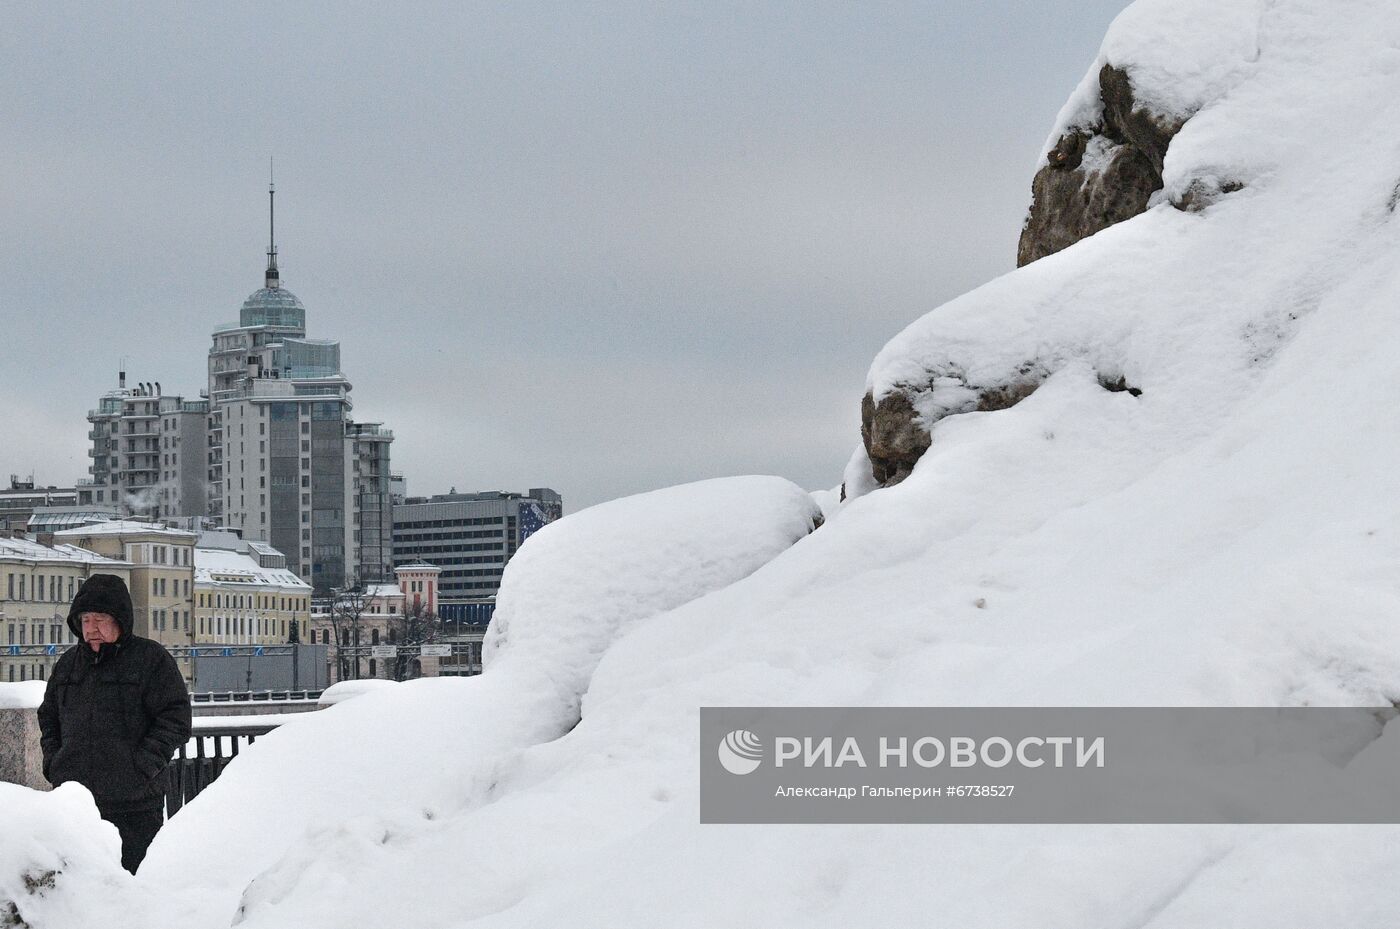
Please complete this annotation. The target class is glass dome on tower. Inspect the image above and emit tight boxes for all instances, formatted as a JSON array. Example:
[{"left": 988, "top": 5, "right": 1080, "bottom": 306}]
[{"left": 240, "top": 285, "right": 306, "bottom": 331}]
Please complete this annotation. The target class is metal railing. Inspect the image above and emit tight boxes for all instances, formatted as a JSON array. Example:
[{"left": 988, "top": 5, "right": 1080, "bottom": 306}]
[
  {"left": 166, "top": 721, "right": 280, "bottom": 817},
  {"left": 191, "top": 689, "right": 323, "bottom": 703}
]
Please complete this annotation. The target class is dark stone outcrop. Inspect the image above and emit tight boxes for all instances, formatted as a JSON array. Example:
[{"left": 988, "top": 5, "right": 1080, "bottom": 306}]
[
  {"left": 858, "top": 370, "right": 1142, "bottom": 489},
  {"left": 1017, "top": 64, "right": 1188, "bottom": 267},
  {"left": 853, "top": 66, "right": 1173, "bottom": 493},
  {"left": 861, "top": 391, "right": 930, "bottom": 487},
  {"left": 860, "top": 372, "right": 1046, "bottom": 487}
]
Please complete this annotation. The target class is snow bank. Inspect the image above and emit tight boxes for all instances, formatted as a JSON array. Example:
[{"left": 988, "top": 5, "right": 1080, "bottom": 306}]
[
  {"left": 0, "top": 681, "right": 47, "bottom": 710},
  {"left": 484, "top": 475, "right": 823, "bottom": 714},
  {"left": 316, "top": 678, "right": 398, "bottom": 706},
  {"left": 0, "top": 783, "right": 129, "bottom": 928},
  {"left": 142, "top": 476, "right": 820, "bottom": 921}
]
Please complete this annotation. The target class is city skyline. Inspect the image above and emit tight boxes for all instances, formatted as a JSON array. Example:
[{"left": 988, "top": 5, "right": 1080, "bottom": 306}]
[{"left": 1, "top": 1, "right": 1131, "bottom": 511}]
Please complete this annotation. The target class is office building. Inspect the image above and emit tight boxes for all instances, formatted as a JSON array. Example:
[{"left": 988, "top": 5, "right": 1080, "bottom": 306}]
[
  {"left": 391, "top": 488, "right": 562, "bottom": 605},
  {"left": 1, "top": 478, "right": 78, "bottom": 532}
]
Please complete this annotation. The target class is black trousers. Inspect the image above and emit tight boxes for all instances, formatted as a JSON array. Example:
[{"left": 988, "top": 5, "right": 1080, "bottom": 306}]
[{"left": 100, "top": 807, "right": 165, "bottom": 874}]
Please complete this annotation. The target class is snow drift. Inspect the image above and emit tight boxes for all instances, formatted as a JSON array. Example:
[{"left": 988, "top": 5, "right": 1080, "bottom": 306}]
[
  {"left": 136, "top": 476, "right": 821, "bottom": 925},
  {"left": 13, "top": 0, "right": 1400, "bottom": 925}
]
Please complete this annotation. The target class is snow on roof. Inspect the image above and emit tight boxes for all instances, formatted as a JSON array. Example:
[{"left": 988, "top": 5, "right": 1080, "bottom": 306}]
[
  {"left": 196, "top": 529, "right": 245, "bottom": 551},
  {"left": 394, "top": 560, "right": 439, "bottom": 572},
  {"left": 0, "top": 536, "right": 130, "bottom": 567},
  {"left": 365, "top": 583, "right": 403, "bottom": 600},
  {"left": 195, "top": 546, "right": 310, "bottom": 590},
  {"left": 54, "top": 520, "right": 197, "bottom": 541},
  {"left": 26, "top": 509, "right": 119, "bottom": 531}
]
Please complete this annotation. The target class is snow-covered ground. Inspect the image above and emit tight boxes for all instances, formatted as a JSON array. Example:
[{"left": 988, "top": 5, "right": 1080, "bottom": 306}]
[{"left": 9, "top": 0, "right": 1400, "bottom": 925}]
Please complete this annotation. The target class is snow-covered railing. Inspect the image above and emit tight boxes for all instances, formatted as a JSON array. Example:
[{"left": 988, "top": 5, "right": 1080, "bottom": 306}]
[
  {"left": 190, "top": 689, "right": 324, "bottom": 704},
  {"left": 167, "top": 719, "right": 282, "bottom": 817}
]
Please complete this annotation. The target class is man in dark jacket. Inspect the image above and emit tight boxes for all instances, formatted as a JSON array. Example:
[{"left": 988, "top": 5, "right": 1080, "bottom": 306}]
[{"left": 37, "top": 574, "right": 192, "bottom": 874}]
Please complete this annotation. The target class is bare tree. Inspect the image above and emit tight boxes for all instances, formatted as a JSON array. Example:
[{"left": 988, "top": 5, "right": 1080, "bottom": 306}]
[
  {"left": 327, "top": 587, "right": 369, "bottom": 682},
  {"left": 385, "top": 599, "right": 441, "bottom": 681}
]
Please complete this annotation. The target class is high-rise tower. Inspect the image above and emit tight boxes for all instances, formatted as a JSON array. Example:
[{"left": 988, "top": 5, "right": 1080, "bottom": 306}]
[{"left": 206, "top": 182, "right": 394, "bottom": 593}]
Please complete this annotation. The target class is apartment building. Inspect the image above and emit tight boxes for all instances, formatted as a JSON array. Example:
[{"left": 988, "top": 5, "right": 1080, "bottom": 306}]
[{"left": 80, "top": 376, "right": 209, "bottom": 519}]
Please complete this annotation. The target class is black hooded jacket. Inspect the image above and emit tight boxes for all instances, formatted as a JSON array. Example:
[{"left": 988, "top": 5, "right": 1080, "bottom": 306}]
[{"left": 36, "top": 574, "right": 192, "bottom": 813}]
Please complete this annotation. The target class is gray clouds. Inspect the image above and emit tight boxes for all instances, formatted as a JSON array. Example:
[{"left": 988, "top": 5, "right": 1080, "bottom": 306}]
[{"left": 0, "top": 1, "right": 1128, "bottom": 509}]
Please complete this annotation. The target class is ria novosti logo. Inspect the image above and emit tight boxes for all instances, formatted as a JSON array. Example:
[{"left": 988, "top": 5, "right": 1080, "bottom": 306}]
[{"left": 717, "top": 729, "right": 764, "bottom": 775}]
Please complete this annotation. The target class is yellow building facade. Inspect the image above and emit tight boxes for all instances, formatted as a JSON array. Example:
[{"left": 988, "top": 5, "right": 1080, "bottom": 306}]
[{"left": 0, "top": 534, "right": 132, "bottom": 682}]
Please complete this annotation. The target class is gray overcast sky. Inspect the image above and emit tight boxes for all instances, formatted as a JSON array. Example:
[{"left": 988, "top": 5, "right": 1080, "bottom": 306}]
[{"left": 1, "top": 1, "right": 1127, "bottom": 512}]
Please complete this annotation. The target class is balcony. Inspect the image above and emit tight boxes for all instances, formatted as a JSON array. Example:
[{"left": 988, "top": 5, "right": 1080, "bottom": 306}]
[{"left": 248, "top": 379, "right": 296, "bottom": 398}]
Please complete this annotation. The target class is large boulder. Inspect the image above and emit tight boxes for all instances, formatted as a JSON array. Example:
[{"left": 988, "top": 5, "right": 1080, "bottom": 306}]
[{"left": 1016, "top": 64, "right": 1185, "bottom": 268}]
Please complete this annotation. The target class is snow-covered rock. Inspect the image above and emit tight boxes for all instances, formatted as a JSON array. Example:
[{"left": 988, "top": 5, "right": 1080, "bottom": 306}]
[{"left": 857, "top": 0, "right": 1400, "bottom": 496}]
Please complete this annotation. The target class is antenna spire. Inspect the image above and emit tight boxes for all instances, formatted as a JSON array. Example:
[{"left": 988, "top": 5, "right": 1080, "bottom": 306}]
[{"left": 265, "top": 158, "right": 280, "bottom": 289}]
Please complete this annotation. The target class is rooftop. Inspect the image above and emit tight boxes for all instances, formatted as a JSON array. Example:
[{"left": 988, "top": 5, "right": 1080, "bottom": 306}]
[
  {"left": 195, "top": 547, "right": 310, "bottom": 591},
  {"left": 0, "top": 535, "right": 131, "bottom": 567},
  {"left": 55, "top": 520, "right": 198, "bottom": 541}
]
